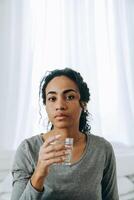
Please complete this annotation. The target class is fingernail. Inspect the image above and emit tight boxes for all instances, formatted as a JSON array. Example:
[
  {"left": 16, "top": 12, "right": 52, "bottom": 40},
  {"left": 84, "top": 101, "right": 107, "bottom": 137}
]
[{"left": 55, "top": 135, "right": 61, "bottom": 139}]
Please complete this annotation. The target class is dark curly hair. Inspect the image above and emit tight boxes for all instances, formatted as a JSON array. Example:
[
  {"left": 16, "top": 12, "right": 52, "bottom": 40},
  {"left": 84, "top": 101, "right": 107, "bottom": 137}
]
[{"left": 39, "top": 68, "right": 91, "bottom": 133}]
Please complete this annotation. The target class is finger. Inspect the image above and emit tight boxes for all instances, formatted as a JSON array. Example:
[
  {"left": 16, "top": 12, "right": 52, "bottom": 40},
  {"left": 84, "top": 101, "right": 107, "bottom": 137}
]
[
  {"left": 44, "top": 135, "right": 61, "bottom": 147},
  {"left": 45, "top": 156, "right": 66, "bottom": 166},
  {"left": 44, "top": 142, "right": 66, "bottom": 153},
  {"left": 41, "top": 141, "right": 72, "bottom": 155},
  {"left": 42, "top": 150, "right": 68, "bottom": 160}
]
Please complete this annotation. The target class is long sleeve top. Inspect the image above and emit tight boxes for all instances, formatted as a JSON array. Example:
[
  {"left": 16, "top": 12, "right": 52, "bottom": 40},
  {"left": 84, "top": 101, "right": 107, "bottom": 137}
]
[{"left": 11, "top": 133, "right": 119, "bottom": 200}]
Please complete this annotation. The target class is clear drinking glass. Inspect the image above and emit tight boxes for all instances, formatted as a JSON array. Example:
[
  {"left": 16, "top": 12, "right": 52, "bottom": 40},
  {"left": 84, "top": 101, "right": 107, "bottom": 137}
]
[
  {"left": 50, "top": 137, "right": 74, "bottom": 166},
  {"left": 63, "top": 138, "right": 73, "bottom": 165}
]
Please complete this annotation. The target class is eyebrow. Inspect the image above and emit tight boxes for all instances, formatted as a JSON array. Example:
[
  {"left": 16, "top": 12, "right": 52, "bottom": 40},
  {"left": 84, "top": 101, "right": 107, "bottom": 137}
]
[{"left": 46, "top": 89, "right": 78, "bottom": 96}]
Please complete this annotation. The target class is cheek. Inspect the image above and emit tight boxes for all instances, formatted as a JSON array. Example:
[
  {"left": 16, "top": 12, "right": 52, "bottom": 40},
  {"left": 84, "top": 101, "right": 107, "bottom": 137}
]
[
  {"left": 73, "top": 103, "right": 82, "bottom": 116},
  {"left": 45, "top": 105, "right": 53, "bottom": 118}
]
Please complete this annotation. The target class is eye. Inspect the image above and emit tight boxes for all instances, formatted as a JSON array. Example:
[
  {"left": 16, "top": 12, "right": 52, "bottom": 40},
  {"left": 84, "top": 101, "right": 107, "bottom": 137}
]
[
  {"left": 48, "top": 96, "right": 56, "bottom": 102},
  {"left": 66, "top": 95, "right": 75, "bottom": 101}
]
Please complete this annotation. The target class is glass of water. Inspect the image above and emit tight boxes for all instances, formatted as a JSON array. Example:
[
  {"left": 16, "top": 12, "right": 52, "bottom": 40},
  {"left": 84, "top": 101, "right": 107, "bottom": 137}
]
[
  {"left": 50, "top": 137, "right": 74, "bottom": 166},
  {"left": 63, "top": 138, "right": 73, "bottom": 166}
]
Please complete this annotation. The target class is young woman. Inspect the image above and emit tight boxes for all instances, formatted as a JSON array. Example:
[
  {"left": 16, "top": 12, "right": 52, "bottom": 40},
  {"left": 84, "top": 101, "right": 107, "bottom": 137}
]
[{"left": 11, "top": 68, "right": 119, "bottom": 200}]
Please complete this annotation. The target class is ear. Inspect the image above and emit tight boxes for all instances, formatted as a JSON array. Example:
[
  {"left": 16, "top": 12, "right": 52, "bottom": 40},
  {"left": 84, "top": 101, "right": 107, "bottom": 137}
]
[{"left": 80, "top": 101, "right": 87, "bottom": 111}]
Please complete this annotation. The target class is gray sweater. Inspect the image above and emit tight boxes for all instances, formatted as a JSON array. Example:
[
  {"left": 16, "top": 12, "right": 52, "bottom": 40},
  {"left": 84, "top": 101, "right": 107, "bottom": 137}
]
[{"left": 11, "top": 133, "right": 119, "bottom": 200}]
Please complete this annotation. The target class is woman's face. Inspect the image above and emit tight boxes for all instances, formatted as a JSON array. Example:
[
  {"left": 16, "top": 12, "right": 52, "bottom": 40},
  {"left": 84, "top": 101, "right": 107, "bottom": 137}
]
[{"left": 45, "top": 75, "right": 82, "bottom": 129}]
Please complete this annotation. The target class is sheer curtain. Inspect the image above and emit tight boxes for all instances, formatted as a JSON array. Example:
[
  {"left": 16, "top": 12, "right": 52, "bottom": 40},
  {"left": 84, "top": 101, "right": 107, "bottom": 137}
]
[
  {"left": 31, "top": 0, "right": 134, "bottom": 145},
  {"left": 0, "top": 0, "right": 134, "bottom": 150},
  {"left": 0, "top": 0, "right": 33, "bottom": 150}
]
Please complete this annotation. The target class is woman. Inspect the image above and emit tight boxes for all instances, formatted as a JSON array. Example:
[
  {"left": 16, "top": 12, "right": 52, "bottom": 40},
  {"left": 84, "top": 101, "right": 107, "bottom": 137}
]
[{"left": 11, "top": 68, "right": 119, "bottom": 200}]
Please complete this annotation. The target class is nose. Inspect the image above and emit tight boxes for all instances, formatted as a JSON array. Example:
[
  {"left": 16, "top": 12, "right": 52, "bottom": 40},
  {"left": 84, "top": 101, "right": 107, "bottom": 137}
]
[{"left": 55, "top": 97, "right": 67, "bottom": 111}]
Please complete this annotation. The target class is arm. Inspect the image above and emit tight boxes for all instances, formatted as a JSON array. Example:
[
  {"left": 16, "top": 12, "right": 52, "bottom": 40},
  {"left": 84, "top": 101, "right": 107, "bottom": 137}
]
[
  {"left": 101, "top": 143, "right": 119, "bottom": 200},
  {"left": 11, "top": 135, "right": 67, "bottom": 200},
  {"left": 11, "top": 141, "right": 44, "bottom": 200}
]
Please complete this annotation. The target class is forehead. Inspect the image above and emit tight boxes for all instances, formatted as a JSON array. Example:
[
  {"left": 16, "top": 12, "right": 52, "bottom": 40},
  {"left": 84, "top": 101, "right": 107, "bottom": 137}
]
[{"left": 45, "top": 76, "right": 79, "bottom": 94}]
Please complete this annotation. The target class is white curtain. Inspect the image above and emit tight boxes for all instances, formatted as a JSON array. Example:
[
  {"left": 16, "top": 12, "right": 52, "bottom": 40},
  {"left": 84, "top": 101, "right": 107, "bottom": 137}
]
[
  {"left": 0, "top": 0, "right": 134, "bottom": 150},
  {"left": 0, "top": 0, "right": 33, "bottom": 150},
  {"left": 31, "top": 0, "right": 134, "bottom": 145}
]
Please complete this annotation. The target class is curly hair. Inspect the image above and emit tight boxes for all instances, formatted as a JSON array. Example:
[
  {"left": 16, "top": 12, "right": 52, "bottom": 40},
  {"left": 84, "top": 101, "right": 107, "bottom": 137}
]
[{"left": 39, "top": 68, "right": 91, "bottom": 133}]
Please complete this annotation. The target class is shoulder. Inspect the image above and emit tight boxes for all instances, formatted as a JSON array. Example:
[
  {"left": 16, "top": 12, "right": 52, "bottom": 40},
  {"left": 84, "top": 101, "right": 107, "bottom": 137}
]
[
  {"left": 17, "top": 134, "right": 42, "bottom": 154},
  {"left": 12, "top": 135, "right": 43, "bottom": 170},
  {"left": 89, "top": 133, "right": 113, "bottom": 149},
  {"left": 87, "top": 133, "right": 115, "bottom": 160},
  {"left": 87, "top": 133, "right": 116, "bottom": 168}
]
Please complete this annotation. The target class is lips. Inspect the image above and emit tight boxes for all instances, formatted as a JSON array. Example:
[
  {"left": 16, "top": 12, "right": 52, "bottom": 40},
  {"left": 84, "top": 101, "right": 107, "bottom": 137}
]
[{"left": 55, "top": 113, "right": 69, "bottom": 119}]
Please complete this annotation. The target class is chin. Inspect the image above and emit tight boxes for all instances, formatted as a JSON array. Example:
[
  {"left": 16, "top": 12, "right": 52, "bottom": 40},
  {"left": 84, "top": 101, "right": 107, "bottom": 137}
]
[{"left": 54, "top": 122, "right": 71, "bottom": 129}]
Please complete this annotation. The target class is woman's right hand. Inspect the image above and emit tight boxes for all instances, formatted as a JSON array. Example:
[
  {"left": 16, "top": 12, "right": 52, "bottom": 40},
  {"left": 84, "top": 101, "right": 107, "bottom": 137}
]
[
  {"left": 36, "top": 134, "right": 68, "bottom": 177},
  {"left": 31, "top": 135, "right": 68, "bottom": 191}
]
